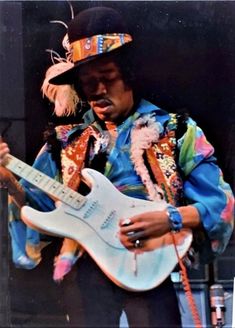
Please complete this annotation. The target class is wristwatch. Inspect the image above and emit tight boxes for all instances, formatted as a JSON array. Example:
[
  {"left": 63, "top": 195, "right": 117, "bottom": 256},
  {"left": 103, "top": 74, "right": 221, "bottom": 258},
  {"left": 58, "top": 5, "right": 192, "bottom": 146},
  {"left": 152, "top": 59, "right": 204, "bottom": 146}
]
[{"left": 166, "top": 205, "right": 183, "bottom": 232}]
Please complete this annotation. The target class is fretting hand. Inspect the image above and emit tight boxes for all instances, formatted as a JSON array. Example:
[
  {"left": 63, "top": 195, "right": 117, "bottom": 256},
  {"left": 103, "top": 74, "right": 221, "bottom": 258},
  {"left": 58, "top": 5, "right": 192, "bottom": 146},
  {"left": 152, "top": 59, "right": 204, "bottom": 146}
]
[{"left": 0, "top": 140, "right": 25, "bottom": 207}]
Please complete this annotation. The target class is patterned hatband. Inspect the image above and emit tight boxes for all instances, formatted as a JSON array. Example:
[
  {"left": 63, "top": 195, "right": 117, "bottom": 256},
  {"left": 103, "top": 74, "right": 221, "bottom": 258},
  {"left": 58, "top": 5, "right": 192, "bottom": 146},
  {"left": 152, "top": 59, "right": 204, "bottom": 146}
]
[{"left": 71, "top": 33, "right": 133, "bottom": 63}]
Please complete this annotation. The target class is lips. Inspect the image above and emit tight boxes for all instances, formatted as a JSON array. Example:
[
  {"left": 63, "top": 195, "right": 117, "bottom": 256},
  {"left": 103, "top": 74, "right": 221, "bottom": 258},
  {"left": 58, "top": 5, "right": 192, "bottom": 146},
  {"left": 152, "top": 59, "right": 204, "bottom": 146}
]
[{"left": 93, "top": 99, "right": 113, "bottom": 108}]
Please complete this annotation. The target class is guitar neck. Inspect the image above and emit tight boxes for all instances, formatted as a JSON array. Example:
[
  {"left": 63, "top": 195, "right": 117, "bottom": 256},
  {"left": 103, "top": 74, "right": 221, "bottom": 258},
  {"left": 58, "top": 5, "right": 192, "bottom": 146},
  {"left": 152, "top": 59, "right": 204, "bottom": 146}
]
[{"left": 5, "top": 154, "right": 85, "bottom": 209}]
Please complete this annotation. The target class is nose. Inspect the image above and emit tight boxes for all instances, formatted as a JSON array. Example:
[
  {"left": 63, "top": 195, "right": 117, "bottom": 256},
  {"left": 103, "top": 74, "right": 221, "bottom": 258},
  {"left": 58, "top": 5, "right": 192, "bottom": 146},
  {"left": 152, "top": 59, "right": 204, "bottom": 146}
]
[{"left": 94, "top": 80, "right": 107, "bottom": 96}]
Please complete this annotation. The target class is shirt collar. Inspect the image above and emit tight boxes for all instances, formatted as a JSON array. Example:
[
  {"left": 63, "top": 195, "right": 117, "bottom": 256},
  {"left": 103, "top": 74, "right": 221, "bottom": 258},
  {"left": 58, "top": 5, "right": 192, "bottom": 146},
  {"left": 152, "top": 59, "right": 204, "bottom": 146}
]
[{"left": 67, "top": 99, "right": 170, "bottom": 139}]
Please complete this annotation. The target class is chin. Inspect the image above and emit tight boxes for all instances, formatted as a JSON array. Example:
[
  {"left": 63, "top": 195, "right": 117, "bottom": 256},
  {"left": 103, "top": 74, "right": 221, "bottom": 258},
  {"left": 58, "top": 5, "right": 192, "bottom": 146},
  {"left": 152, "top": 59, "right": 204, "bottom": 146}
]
[{"left": 96, "top": 111, "right": 115, "bottom": 121}]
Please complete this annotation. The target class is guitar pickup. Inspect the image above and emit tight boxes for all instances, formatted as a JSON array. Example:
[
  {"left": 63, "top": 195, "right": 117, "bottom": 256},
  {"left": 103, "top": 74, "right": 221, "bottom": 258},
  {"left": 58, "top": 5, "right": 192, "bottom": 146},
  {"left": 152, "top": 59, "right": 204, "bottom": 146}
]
[
  {"left": 100, "top": 210, "right": 117, "bottom": 229},
  {"left": 83, "top": 200, "right": 99, "bottom": 219}
]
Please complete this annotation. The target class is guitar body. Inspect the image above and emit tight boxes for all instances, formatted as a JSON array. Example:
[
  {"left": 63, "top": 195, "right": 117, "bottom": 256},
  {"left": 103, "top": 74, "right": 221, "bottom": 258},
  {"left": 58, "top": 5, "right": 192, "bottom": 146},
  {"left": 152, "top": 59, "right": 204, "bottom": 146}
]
[{"left": 21, "top": 168, "right": 192, "bottom": 291}]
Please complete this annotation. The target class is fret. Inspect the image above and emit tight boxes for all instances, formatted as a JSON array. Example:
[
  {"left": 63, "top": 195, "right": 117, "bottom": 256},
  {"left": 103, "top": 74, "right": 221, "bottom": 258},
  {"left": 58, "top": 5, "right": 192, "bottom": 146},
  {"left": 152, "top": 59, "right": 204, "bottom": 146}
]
[
  {"left": 12, "top": 161, "right": 27, "bottom": 175},
  {"left": 6, "top": 157, "right": 36, "bottom": 183},
  {"left": 51, "top": 186, "right": 84, "bottom": 209},
  {"left": 37, "top": 176, "right": 54, "bottom": 190},
  {"left": 18, "top": 167, "right": 36, "bottom": 182},
  {"left": 56, "top": 186, "right": 72, "bottom": 201},
  {"left": 40, "top": 178, "right": 58, "bottom": 192},
  {"left": 48, "top": 181, "right": 63, "bottom": 196},
  {"left": 25, "top": 172, "right": 44, "bottom": 187},
  {"left": 6, "top": 157, "right": 24, "bottom": 174},
  {"left": 57, "top": 187, "right": 73, "bottom": 202},
  {"left": 66, "top": 191, "right": 84, "bottom": 208},
  {"left": 70, "top": 198, "right": 83, "bottom": 209},
  {"left": 30, "top": 172, "right": 45, "bottom": 184}
]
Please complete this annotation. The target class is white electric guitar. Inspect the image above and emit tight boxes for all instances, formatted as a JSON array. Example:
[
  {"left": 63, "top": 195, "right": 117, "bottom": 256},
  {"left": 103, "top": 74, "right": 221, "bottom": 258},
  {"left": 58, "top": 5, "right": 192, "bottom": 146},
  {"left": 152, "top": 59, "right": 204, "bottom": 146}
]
[{"left": 5, "top": 154, "right": 192, "bottom": 291}]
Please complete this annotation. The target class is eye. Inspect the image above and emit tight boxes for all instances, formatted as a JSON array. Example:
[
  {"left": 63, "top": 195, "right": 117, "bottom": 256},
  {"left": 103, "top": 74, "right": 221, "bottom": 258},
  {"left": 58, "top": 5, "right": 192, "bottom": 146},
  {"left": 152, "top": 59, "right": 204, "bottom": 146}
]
[
  {"left": 102, "top": 73, "right": 120, "bottom": 83},
  {"left": 81, "top": 79, "right": 97, "bottom": 90},
  {"left": 80, "top": 72, "right": 122, "bottom": 92}
]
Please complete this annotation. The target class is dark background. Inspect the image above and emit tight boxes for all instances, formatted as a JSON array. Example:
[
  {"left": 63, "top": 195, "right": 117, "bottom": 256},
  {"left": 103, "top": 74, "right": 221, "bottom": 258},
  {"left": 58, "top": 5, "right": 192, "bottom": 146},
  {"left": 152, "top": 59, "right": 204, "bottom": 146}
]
[
  {"left": 1, "top": 1, "right": 235, "bottom": 190},
  {"left": 0, "top": 1, "right": 235, "bottom": 327}
]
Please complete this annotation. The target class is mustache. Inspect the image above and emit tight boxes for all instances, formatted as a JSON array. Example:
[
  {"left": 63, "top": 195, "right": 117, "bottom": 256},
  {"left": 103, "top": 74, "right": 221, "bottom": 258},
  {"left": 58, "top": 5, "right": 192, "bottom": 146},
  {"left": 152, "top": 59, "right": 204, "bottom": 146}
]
[
  {"left": 88, "top": 94, "right": 108, "bottom": 101},
  {"left": 89, "top": 96, "right": 112, "bottom": 104}
]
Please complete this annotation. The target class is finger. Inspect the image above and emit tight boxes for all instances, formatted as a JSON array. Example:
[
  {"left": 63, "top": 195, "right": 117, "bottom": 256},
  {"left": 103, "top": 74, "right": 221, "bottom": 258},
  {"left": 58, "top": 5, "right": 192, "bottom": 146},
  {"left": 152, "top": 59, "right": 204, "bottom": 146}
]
[
  {"left": 120, "top": 220, "right": 145, "bottom": 233},
  {"left": 119, "top": 218, "right": 133, "bottom": 227},
  {"left": 0, "top": 145, "right": 10, "bottom": 156},
  {"left": 128, "top": 230, "right": 146, "bottom": 242},
  {"left": 118, "top": 235, "right": 134, "bottom": 249},
  {"left": 120, "top": 214, "right": 143, "bottom": 226},
  {"left": 119, "top": 234, "right": 147, "bottom": 252},
  {"left": 0, "top": 141, "right": 8, "bottom": 148},
  {"left": 0, "top": 146, "right": 10, "bottom": 165},
  {"left": 0, "top": 158, "right": 6, "bottom": 166}
]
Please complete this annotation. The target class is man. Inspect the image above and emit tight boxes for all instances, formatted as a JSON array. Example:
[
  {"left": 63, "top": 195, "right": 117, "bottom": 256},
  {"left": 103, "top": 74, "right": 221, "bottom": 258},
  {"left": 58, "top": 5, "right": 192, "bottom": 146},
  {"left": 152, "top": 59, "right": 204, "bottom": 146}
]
[{"left": 0, "top": 6, "right": 234, "bottom": 328}]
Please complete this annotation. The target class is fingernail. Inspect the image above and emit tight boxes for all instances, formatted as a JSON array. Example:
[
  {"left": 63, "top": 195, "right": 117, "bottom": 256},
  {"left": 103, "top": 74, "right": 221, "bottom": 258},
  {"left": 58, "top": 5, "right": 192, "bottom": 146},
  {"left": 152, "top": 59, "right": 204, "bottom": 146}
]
[{"left": 121, "top": 218, "right": 132, "bottom": 226}]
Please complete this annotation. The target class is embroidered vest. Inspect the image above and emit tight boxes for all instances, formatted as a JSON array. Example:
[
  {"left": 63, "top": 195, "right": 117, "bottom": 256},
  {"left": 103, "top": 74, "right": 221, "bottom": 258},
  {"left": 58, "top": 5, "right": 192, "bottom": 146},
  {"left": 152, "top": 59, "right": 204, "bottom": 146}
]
[
  {"left": 145, "top": 114, "right": 184, "bottom": 205},
  {"left": 56, "top": 114, "right": 184, "bottom": 206}
]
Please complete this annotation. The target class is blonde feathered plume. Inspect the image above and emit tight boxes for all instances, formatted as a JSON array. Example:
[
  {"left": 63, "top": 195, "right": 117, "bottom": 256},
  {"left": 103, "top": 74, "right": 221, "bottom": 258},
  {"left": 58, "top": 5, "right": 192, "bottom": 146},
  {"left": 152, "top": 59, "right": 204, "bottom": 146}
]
[
  {"left": 41, "top": 2, "right": 79, "bottom": 117},
  {"left": 41, "top": 61, "right": 79, "bottom": 117}
]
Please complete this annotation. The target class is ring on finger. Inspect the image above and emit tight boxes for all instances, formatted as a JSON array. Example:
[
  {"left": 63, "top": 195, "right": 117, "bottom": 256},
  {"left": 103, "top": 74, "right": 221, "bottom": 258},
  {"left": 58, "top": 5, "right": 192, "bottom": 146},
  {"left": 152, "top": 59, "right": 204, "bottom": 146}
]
[{"left": 134, "top": 239, "right": 142, "bottom": 248}]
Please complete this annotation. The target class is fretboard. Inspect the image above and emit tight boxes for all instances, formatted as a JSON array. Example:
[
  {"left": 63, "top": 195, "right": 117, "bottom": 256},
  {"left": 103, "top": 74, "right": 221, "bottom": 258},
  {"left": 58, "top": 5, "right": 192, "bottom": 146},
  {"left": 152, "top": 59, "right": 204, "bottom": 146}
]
[{"left": 5, "top": 154, "right": 86, "bottom": 210}]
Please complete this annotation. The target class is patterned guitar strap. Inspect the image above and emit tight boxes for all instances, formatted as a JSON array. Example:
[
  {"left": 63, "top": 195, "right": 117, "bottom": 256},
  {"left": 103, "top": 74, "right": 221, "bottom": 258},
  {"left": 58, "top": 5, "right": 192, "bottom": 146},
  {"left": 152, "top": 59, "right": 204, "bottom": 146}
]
[
  {"left": 53, "top": 124, "right": 101, "bottom": 282},
  {"left": 61, "top": 125, "right": 100, "bottom": 189}
]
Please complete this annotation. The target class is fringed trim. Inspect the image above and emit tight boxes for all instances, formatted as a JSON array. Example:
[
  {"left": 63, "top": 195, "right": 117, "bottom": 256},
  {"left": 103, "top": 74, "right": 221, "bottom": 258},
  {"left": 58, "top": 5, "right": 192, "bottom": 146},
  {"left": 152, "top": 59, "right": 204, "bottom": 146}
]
[{"left": 130, "top": 115, "right": 164, "bottom": 201}]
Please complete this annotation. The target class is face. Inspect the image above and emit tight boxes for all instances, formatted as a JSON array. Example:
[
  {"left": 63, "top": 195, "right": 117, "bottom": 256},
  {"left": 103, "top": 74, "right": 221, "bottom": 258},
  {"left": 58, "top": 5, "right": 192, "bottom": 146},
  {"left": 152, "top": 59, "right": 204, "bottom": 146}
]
[{"left": 78, "top": 56, "right": 134, "bottom": 124}]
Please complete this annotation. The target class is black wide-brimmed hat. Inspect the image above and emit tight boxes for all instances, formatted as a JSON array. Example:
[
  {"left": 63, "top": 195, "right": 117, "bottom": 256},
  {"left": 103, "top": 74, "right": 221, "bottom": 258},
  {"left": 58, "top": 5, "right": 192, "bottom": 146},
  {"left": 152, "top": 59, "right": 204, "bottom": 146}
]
[{"left": 49, "top": 7, "right": 133, "bottom": 85}]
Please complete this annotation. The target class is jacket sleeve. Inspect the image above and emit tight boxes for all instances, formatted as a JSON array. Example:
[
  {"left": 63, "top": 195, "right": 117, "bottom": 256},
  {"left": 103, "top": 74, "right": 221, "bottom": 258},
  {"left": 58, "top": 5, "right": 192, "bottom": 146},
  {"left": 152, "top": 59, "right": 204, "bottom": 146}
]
[
  {"left": 8, "top": 145, "right": 59, "bottom": 269},
  {"left": 178, "top": 117, "right": 234, "bottom": 263}
]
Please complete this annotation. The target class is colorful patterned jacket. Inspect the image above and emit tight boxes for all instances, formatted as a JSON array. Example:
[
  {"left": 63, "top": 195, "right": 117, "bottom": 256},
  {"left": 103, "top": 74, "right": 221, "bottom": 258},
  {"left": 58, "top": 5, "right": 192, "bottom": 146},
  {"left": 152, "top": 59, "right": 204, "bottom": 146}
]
[{"left": 9, "top": 99, "right": 234, "bottom": 271}]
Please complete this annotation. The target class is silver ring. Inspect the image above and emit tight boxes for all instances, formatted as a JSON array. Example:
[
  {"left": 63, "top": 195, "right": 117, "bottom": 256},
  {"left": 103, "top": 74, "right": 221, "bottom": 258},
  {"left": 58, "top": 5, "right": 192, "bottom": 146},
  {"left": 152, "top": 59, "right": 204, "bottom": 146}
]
[{"left": 134, "top": 239, "right": 142, "bottom": 248}]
